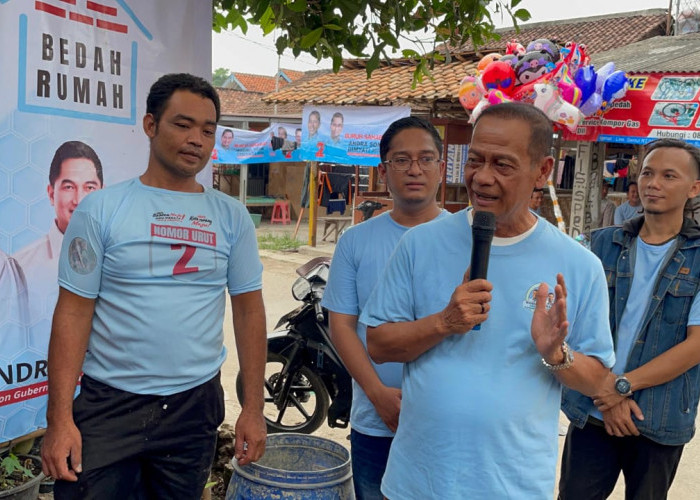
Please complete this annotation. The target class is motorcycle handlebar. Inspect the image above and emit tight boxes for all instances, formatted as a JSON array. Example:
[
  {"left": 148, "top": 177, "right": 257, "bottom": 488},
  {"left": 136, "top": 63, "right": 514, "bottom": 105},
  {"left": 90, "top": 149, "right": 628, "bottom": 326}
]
[{"left": 314, "top": 301, "right": 325, "bottom": 323}]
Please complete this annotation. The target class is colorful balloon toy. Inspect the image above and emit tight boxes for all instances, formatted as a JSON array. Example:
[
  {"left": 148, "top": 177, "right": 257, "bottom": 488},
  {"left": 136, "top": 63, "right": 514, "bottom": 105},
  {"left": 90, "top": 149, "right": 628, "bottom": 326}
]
[
  {"left": 461, "top": 39, "right": 627, "bottom": 130},
  {"left": 533, "top": 83, "right": 583, "bottom": 132},
  {"left": 515, "top": 51, "right": 555, "bottom": 85},
  {"left": 458, "top": 75, "right": 484, "bottom": 111},
  {"left": 525, "top": 38, "right": 559, "bottom": 63},
  {"left": 480, "top": 61, "right": 517, "bottom": 95}
]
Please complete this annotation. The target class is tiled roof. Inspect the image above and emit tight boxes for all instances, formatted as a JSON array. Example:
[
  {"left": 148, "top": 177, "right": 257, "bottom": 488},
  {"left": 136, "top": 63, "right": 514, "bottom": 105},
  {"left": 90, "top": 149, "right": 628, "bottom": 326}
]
[
  {"left": 461, "top": 9, "right": 668, "bottom": 55},
  {"left": 265, "top": 60, "right": 476, "bottom": 116},
  {"left": 266, "top": 9, "right": 668, "bottom": 111},
  {"left": 590, "top": 33, "right": 700, "bottom": 73},
  {"left": 217, "top": 88, "right": 304, "bottom": 118},
  {"left": 226, "top": 68, "right": 307, "bottom": 92}
]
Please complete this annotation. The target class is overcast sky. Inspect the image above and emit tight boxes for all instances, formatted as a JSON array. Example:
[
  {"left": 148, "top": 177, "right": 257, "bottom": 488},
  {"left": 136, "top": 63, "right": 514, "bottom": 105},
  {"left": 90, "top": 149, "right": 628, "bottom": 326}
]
[{"left": 211, "top": 0, "right": 671, "bottom": 76}]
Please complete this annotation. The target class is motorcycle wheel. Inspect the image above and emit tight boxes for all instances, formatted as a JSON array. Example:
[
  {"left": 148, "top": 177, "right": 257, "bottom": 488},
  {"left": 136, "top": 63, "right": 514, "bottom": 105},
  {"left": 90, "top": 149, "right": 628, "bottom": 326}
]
[{"left": 236, "top": 352, "right": 330, "bottom": 434}]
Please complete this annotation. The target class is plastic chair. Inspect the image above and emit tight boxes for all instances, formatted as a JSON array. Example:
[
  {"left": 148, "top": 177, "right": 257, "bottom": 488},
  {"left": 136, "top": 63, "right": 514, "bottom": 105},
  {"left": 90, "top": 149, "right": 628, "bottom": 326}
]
[{"left": 271, "top": 200, "right": 291, "bottom": 224}]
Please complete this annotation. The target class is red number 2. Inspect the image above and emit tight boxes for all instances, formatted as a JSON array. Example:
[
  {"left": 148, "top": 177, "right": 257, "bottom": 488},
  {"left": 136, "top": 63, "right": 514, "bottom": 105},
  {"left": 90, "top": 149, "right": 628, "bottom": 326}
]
[{"left": 171, "top": 244, "right": 199, "bottom": 275}]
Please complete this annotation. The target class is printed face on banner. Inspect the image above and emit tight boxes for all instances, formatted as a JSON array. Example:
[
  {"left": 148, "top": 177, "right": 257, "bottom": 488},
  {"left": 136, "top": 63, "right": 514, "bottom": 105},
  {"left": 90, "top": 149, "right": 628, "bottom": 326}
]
[
  {"left": 48, "top": 157, "right": 103, "bottom": 233},
  {"left": 299, "top": 105, "right": 411, "bottom": 166}
]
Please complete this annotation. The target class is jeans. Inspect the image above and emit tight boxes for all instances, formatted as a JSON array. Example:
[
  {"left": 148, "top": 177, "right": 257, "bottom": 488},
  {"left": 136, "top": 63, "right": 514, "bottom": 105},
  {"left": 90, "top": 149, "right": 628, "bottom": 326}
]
[
  {"left": 558, "top": 418, "right": 684, "bottom": 500},
  {"left": 350, "top": 429, "right": 393, "bottom": 500}
]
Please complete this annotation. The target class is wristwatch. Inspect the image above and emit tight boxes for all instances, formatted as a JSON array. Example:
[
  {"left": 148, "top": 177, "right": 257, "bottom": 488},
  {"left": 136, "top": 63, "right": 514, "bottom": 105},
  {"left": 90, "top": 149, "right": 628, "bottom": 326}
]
[
  {"left": 614, "top": 375, "right": 633, "bottom": 397},
  {"left": 541, "top": 341, "right": 574, "bottom": 371}
]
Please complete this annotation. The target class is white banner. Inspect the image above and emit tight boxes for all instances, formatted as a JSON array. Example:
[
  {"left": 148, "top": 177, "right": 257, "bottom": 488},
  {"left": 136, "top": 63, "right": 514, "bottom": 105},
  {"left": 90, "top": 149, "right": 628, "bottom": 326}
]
[{"left": 0, "top": 0, "right": 212, "bottom": 442}]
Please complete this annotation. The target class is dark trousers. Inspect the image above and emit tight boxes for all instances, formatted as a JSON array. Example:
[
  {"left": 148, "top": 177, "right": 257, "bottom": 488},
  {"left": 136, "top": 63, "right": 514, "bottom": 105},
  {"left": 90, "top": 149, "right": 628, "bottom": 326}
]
[
  {"left": 54, "top": 373, "right": 225, "bottom": 500},
  {"left": 350, "top": 429, "right": 393, "bottom": 500},
  {"left": 558, "top": 418, "right": 684, "bottom": 500}
]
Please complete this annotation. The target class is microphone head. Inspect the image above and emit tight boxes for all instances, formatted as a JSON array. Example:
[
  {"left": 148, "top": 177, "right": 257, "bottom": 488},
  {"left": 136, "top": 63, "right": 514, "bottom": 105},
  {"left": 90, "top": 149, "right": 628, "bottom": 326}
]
[{"left": 472, "top": 211, "right": 496, "bottom": 232}]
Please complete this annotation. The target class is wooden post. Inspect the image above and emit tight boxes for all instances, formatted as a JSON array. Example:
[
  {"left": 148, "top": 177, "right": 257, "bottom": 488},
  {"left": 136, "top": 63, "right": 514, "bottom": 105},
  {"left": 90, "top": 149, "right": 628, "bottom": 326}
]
[{"left": 308, "top": 162, "right": 318, "bottom": 247}]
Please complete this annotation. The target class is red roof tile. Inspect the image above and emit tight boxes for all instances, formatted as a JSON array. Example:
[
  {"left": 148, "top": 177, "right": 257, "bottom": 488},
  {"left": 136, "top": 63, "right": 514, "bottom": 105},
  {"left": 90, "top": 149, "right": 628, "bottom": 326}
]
[
  {"left": 458, "top": 9, "right": 668, "bottom": 55},
  {"left": 217, "top": 88, "right": 304, "bottom": 118}
]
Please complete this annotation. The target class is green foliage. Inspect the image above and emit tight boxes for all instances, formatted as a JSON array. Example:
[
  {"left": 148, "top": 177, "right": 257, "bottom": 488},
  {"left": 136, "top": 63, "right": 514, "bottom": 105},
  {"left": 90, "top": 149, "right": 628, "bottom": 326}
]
[
  {"left": 212, "top": 0, "right": 530, "bottom": 84},
  {"left": 212, "top": 67, "right": 232, "bottom": 87},
  {"left": 257, "top": 233, "right": 303, "bottom": 251},
  {"left": 0, "top": 454, "right": 35, "bottom": 490}
]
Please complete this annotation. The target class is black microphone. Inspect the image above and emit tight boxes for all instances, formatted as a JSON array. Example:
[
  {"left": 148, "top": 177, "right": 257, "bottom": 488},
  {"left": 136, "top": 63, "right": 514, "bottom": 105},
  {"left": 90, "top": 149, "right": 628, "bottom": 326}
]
[{"left": 469, "top": 211, "right": 496, "bottom": 281}]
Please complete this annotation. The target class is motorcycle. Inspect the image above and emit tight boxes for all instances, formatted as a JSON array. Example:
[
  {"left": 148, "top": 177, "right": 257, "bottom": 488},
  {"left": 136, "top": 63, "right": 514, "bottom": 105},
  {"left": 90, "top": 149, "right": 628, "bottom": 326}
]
[{"left": 236, "top": 256, "right": 351, "bottom": 434}]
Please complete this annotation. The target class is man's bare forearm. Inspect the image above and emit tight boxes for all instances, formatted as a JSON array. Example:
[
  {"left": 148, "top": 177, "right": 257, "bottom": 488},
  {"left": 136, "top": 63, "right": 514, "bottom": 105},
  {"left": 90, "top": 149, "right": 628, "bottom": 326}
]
[
  {"left": 231, "top": 291, "right": 267, "bottom": 411},
  {"left": 367, "top": 313, "right": 452, "bottom": 364},
  {"left": 46, "top": 288, "right": 95, "bottom": 423},
  {"left": 553, "top": 351, "right": 608, "bottom": 397}
]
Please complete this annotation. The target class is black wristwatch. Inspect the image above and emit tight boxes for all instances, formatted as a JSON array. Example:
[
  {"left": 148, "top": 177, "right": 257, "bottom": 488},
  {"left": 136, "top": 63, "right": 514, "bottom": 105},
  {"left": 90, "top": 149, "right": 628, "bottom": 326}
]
[{"left": 614, "top": 375, "right": 632, "bottom": 397}]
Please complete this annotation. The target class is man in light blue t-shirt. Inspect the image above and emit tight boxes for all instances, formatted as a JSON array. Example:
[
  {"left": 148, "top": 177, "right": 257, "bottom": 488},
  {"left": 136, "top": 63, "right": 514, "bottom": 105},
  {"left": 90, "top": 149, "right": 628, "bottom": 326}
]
[
  {"left": 323, "top": 116, "right": 447, "bottom": 499},
  {"left": 614, "top": 181, "right": 642, "bottom": 224},
  {"left": 560, "top": 138, "right": 700, "bottom": 499},
  {"left": 41, "top": 74, "right": 268, "bottom": 499},
  {"left": 361, "top": 102, "right": 614, "bottom": 499}
]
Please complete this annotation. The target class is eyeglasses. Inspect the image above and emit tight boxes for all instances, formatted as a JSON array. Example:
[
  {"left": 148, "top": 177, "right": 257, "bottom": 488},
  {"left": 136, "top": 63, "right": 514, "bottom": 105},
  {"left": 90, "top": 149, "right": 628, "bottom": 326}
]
[{"left": 384, "top": 156, "right": 440, "bottom": 172}]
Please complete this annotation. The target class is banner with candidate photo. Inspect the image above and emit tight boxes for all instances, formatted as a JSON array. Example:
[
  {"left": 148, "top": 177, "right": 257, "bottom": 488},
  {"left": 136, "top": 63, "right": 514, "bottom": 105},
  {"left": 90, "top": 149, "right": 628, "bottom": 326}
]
[
  {"left": 300, "top": 105, "right": 411, "bottom": 166},
  {"left": 211, "top": 122, "right": 302, "bottom": 164},
  {"left": 0, "top": 0, "right": 211, "bottom": 442}
]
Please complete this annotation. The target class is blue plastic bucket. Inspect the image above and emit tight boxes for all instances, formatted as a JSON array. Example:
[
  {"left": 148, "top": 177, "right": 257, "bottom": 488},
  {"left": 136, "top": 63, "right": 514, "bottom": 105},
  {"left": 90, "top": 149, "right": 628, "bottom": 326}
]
[{"left": 226, "top": 433, "right": 354, "bottom": 499}]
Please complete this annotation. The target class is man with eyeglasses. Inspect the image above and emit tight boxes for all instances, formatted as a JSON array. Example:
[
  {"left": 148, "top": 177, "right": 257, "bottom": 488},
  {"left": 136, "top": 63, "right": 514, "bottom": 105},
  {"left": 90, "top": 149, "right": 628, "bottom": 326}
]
[
  {"left": 322, "top": 116, "right": 448, "bottom": 499},
  {"left": 361, "top": 102, "right": 614, "bottom": 499}
]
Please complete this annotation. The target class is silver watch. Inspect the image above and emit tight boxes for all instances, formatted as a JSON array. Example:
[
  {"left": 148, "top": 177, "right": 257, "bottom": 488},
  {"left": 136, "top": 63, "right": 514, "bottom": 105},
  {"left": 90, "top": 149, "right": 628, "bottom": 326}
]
[{"left": 541, "top": 341, "right": 574, "bottom": 371}]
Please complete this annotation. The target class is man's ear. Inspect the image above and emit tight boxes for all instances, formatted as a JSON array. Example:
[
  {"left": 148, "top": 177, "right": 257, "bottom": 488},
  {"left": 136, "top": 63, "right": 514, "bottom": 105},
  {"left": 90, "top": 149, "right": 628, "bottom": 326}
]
[
  {"left": 47, "top": 183, "right": 55, "bottom": 206},
  {"left": 143, "top": 113, "right": 157, "bottom": 139},
  {"left": 535, "top": 156, "right": 554, "bottom": 188},
  {"left": 688, "top": 179, "right": 700, "bottom": 200},
  {"left": 378, "top": 162, "right": 387, "bottom": 183}
]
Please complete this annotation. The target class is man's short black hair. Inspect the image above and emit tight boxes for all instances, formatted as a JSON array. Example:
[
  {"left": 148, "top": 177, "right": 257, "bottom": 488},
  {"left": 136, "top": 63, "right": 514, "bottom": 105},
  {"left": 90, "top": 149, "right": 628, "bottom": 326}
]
[
  {"left": 221, "top": 129, "right": 233, "bottom": 138},
  {"left": 49, "top": 141, "right": 104, "bottom": 187},
  {"left": 331, "top": 112, "right": 344, "bottom": 123},
  {"left": 532, "top": 188, "right": 545, "bottom": 194},
  {"left": 379, "top": 116, "right": 443, "bottom": 162},
  {"left": 146, "top": 73, "right": 220, "bottom": 124},
  {"left": 474, "top": 102, "right": 553, "bottom": 163},
  {"left": 644, "top": 138, "right": 700, "bottom": 179},
  {"left": 626, "top": 181, "right": 638, "bottom": 191}
]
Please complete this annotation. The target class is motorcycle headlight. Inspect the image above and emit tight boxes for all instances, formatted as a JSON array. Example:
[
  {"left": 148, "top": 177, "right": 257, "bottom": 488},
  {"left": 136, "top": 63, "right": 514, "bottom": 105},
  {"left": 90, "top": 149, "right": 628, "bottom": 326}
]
[{"left": 292, "top": 276, "right": 312, "bottom": 301}]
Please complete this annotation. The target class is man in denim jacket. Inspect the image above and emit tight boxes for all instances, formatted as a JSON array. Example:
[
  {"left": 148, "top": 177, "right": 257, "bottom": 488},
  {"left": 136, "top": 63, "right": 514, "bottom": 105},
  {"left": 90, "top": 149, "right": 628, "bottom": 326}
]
[{"left": 560, "top": 138, "right": 700, "bottom": 499}]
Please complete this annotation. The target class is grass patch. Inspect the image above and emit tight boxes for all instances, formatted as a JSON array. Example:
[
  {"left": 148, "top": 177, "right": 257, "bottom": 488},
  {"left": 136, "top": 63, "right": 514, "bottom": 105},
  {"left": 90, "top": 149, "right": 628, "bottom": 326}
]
[{"left": 257, "top": 233, "right": 303, "bottom": 251}]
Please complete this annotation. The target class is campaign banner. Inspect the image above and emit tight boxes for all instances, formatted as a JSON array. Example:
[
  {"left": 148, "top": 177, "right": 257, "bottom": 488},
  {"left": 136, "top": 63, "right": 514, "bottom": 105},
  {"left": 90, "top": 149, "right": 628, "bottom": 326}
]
[
  {"left": 212, "top": 122, "right": 302, "bottom": 164},
  {"left": 0, "top": 0, "right": 212, "bottom": 442},
  {"left": 562, "top": 74, "right": 700, "bottom": 146},
  {"left": 300, "top": 105, "right": 411, "bottom": 166}
]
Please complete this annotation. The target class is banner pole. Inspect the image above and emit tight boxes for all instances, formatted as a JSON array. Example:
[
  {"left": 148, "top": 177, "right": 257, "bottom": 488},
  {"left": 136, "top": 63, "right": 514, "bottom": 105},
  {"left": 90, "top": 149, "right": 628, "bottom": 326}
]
[{"left": 308, "top": 162, "right": 318, "bottom": 247}]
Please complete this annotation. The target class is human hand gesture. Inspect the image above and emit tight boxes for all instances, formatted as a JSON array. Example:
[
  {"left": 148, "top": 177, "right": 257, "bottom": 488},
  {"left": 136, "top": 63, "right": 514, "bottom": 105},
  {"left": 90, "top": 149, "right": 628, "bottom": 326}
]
[
  {"left": 41, "top": 419, "right": 82, "bottom": 482},
  {"left": 234, "top": 407, "right": 267, "bottom": 466},
  {"left": 438, "top": 268, "right": 493, "bottom": 335},
  {"left": 531, "top": 273, "right": 569, "bottom": 364},
  {"left": 602, "top": 398, "right": 644, "bottom": 437},
  {"left": 370, "top": 386, "right": 401, "bottom": 433},
  {"left": 593, "top": 372, "right": 626, "bottom": 411}
]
